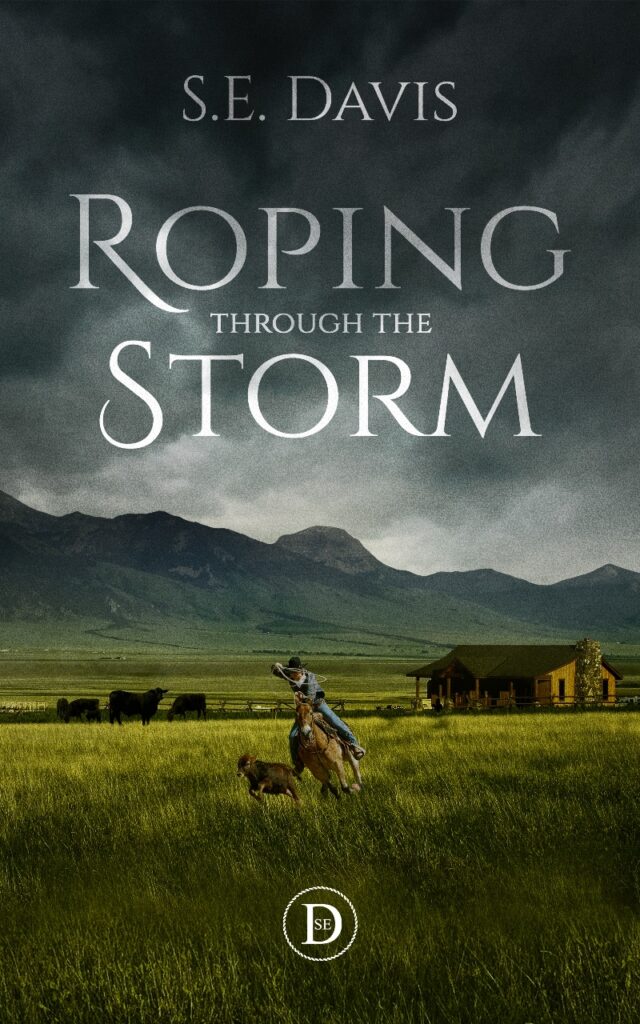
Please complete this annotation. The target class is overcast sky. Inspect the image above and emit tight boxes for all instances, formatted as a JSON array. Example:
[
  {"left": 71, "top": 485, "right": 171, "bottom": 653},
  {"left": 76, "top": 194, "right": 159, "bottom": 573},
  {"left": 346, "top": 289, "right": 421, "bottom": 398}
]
[{"left": 1, "top": 1, "right": 638, "bottom": 582}]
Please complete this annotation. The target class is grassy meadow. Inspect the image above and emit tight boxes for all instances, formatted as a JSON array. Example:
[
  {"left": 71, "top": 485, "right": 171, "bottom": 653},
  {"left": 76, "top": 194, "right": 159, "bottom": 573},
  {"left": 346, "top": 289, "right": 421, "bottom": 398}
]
[
  {"left": 1, "top": 704, "right": 640, "bottom": 1024},
  {"left": 0, "top": 653, "right": 430, "bottom": 716},
  {"left": 0, "top": 650, "right": 637, "bottom": 714}
]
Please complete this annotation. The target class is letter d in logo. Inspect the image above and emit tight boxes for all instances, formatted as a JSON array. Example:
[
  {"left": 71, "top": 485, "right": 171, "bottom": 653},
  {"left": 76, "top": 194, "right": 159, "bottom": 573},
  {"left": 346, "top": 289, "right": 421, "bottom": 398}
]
[
  {"left": 303, "top": 903, "right": 343, "bottom": 944},
  {"left": 283, "top": 886, "right": 357, "bottom": 961}
]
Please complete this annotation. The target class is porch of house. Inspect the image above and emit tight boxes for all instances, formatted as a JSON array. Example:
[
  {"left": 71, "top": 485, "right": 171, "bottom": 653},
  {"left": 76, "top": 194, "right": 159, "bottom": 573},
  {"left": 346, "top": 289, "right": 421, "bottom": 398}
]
[{"left": 426, "top": 673, "right": 557, "bottom": 708}]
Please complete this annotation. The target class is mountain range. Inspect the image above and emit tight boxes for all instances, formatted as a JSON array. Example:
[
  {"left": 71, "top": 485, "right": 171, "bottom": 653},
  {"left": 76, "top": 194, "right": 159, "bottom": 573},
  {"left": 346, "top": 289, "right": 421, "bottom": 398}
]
[{"left": 0, "top": 489, "right": 638, "bottom": 652}]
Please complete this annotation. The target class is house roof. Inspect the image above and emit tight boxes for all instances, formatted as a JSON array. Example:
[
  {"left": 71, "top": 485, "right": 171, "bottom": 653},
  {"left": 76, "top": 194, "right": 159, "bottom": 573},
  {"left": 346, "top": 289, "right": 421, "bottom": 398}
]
[{"left": 406, "top": 644, "right": 623, "bottom": 680}]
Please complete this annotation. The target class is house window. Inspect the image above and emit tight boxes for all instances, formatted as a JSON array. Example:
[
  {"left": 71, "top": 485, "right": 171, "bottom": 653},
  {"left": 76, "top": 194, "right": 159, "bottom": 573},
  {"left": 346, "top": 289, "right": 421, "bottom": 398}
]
[
  {"left": 558, "top": 678, "right": 566, "bottom": 702},
  {"left": 602, "top": 678, "right": 609, "bottom": 700}
]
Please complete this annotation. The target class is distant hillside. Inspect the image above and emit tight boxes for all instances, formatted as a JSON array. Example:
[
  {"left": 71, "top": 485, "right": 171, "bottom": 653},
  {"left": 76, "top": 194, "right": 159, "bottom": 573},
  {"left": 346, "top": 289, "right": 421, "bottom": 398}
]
[
  {"left": 418, "top": 564, "right": 640, "bottom": 635},
  {"left": 0, "top": 489, "right": 637, "bottom": 651},
  {"left": 275, "top": 526, "right": 383, "bottom": 575}
]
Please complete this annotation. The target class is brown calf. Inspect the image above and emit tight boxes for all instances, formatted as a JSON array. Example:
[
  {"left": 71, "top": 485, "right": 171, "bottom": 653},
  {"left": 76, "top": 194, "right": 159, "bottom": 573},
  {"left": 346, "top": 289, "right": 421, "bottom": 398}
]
[{"left": 236, "top": 754, "right": 300, "bottom": 803}]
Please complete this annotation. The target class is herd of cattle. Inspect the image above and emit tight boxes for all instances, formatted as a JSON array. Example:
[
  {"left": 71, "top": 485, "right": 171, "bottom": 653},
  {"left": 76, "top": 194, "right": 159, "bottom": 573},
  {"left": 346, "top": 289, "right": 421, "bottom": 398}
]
[{"left": 56, "top": 689, "right": 207, "bottom": 725}]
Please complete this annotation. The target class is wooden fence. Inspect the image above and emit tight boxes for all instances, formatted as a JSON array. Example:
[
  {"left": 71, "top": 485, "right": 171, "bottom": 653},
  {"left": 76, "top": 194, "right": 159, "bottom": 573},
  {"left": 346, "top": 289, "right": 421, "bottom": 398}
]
[
  {"left": 0, "top": 701, "right": 49, "bottom": 714},
  {"left": 0, "top": 696, "right": 637, "bottom": 719}
]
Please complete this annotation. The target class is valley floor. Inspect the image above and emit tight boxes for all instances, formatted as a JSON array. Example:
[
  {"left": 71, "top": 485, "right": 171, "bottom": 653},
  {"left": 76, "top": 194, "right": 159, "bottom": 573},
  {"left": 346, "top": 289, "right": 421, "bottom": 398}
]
[{"left": 1, "top": 714, "right": 639, "bottom": 1023}]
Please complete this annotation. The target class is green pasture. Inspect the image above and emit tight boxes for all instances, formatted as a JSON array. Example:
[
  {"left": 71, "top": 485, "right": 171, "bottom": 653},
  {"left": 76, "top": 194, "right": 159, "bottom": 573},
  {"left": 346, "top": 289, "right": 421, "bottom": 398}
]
[
  {"left": 1, "top": 713, "right": 639, "bottom": 1024},
  {"left": 0, "top": 654, "right": 422, "bottom": 713},
  {"left": 0, "top": 652, "right": 638, "bottom": 717}
]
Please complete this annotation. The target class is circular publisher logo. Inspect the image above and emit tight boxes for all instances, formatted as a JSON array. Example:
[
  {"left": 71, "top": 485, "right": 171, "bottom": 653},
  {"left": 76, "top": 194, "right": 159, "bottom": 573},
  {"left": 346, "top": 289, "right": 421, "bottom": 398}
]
[{"left": 282, "top": 886, "right": 358, "bottom": 961}]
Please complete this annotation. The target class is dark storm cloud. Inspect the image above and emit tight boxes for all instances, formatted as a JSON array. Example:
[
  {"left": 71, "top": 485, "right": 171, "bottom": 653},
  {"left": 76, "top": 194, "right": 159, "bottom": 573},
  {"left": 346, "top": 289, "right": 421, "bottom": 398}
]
[{"left": 1, "top": 1, "right": 638, "bottom": 580}]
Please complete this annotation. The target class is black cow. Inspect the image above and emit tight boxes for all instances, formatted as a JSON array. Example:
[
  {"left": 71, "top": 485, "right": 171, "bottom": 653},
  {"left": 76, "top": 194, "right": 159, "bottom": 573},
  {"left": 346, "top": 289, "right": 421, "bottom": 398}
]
[
  {"left": 108, "top": 688, "right": 168, "bottom": 725},
  {"left": 167, "top": 693, "right": 207, "bottom": 721},
  {"left": 57, "top": 697, "right": 102, "bottom": 723}
]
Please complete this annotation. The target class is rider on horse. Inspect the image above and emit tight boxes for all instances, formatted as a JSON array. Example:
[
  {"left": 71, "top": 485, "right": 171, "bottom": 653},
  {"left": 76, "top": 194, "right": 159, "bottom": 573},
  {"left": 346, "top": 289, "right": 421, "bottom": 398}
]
[{"left": 272, "top": 657, "right": 366, "bottom": 774}]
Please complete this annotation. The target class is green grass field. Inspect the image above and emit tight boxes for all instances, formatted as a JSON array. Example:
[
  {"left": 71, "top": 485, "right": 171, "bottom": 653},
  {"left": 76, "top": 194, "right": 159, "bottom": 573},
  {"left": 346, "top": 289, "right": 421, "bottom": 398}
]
[
  {"left": 0, "top": 654, "right": 430, "bottom": 721},
  {"left": 1, "top": 706, "right": 640, "bottom": 1024},
  {"left": 0, "top": 651, "right": 638, "bottom": 714}
]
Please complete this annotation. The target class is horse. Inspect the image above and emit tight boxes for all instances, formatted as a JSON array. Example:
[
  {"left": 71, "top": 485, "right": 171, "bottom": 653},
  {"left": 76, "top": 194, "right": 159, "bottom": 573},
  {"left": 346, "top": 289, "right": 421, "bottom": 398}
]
[{"left": 294, "top": 692, "right": 363, "bottom": 798}]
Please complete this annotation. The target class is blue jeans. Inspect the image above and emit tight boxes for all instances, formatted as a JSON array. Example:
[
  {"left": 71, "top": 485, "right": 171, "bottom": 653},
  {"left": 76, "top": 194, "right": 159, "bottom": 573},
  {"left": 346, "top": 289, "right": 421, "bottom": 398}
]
[{"left": 289, "top": 701, "right": 358, "bottom": 764}]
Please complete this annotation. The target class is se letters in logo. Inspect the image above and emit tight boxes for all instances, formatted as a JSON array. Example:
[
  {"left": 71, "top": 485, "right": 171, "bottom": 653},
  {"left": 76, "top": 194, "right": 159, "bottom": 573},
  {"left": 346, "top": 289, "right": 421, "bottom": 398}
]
[{"left": 282, "top": 887, "right": 358, "bottom": 961}]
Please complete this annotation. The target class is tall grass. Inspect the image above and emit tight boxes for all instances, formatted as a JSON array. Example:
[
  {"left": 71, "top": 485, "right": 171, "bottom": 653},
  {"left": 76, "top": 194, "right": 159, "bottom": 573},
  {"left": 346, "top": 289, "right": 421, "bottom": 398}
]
[{"left": 0, "top": 715, "right": 639, "bottom": 1023}]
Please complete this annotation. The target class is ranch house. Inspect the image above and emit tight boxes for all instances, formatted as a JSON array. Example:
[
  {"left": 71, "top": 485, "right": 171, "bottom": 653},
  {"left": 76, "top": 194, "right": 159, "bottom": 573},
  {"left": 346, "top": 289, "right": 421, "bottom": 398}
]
[{"left": 407, "top": 641, "right": 621, "bottom": 708}]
